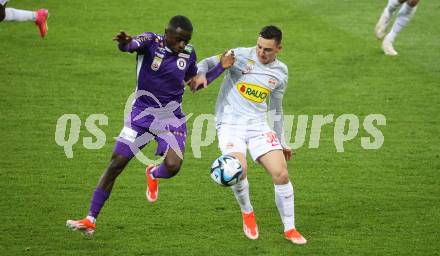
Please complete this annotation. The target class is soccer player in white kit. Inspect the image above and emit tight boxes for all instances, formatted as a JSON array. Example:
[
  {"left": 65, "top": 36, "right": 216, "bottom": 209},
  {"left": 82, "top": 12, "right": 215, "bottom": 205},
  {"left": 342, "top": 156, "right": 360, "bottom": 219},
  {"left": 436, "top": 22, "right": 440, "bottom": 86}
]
[
  {"left": 191, "top": 25, "right": 307, "bottom": 245},
  {"left": 0, "top": 0, "right": 48, "bottom": 38},
  {"left": 375, "top": 0, "right": 420, "bottom": 56}
]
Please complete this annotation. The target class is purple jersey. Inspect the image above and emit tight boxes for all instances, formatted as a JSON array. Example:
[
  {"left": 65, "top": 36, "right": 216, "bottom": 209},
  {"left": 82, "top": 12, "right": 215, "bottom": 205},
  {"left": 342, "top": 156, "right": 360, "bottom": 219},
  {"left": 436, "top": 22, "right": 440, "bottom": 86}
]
[
  {"left": 119, "top": 32, "right": 198, "bottom": 112},
  {"left": 114, "top": 32, "right": 228, "bottom": 159}
]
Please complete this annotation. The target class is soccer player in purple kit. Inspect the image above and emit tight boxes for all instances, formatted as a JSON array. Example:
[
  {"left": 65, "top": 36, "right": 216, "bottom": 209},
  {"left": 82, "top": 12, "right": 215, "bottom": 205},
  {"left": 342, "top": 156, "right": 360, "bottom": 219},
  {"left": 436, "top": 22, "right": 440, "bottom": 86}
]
[{"left": 66, "top": 15, "right": 235, "bottom": 236}]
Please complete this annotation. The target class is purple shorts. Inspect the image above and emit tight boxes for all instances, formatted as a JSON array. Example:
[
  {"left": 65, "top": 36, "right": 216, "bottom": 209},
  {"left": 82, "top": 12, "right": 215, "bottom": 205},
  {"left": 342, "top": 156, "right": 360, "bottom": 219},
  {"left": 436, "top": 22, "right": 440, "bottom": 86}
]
[{"left": 113, "top": 107, "right": 187, "bottom": 159}]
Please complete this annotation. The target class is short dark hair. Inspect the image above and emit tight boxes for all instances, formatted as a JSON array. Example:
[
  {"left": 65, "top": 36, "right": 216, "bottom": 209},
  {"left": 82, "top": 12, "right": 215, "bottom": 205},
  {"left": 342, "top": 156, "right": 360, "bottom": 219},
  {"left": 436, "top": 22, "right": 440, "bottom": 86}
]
[
  {"left": 168, "top": 15, "right": 193, "bottom": 32},
  {"left": 259, "top": 25, "right": 282, "bottom": 44}
]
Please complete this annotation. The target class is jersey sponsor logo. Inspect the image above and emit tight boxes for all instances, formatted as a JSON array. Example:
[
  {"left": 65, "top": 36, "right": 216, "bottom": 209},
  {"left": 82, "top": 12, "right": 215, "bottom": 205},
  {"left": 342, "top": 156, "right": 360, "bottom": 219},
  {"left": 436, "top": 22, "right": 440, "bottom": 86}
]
[
  {"left": 184, "top": 45, "right": 193, "bottom": 54},
  {"left": 236, "top": 82, "right": 270, "bottom": 103},
  {"left": 151, "top": 56, "right": 163, "bottom": 71},
  {"left": 177, "top": 58, "right": 187, "bottom": 70}
]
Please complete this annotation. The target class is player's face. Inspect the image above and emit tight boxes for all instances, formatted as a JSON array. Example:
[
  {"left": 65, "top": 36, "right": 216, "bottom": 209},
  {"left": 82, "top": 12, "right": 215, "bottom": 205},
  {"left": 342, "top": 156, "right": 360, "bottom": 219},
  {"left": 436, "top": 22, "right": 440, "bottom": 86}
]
[
  {"left": 165, "top": 27, "right": 192, "bottom": 53},
  {"left": 256, "top": 36, "right": 281, "bottom": 64}
]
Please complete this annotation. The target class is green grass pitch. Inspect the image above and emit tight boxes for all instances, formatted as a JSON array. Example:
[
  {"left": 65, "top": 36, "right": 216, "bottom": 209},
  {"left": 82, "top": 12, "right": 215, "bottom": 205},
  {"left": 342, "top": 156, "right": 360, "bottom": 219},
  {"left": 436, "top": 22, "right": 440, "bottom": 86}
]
[{"left": 1, "top": 0, "right": 439, "bottom": 255}]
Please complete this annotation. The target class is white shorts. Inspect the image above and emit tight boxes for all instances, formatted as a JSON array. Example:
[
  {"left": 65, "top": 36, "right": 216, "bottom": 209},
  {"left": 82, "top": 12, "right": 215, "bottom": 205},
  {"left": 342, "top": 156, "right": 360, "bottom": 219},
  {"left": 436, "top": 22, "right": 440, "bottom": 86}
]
[
  {"left": 216, "top": 122, "right": 283, "bottom": 161},
  {"left": 0, "top": 0, "right": 9, "bottom": 6}
]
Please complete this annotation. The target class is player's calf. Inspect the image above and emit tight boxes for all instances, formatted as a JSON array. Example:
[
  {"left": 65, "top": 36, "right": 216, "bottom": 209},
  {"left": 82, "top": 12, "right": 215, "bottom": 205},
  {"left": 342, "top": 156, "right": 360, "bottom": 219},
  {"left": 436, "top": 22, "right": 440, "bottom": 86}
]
[
  {"left": 0, "top": 4, "right": 5, "bottom": 22},
  {"left": 375, "top": 12, "right": 392, "bottom": 40}
]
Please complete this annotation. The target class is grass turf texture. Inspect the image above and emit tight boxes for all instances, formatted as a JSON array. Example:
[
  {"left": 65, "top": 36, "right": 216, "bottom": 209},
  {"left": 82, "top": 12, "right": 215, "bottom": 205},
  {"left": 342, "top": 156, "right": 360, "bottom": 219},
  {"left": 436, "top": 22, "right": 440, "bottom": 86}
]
[{"left": 1, "top": 0, "right": 439, "bottom": 255}]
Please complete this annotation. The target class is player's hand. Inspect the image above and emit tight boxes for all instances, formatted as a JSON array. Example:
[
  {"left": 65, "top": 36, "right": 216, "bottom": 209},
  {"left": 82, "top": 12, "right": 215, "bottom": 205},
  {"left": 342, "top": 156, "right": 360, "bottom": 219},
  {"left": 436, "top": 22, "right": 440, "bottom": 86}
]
[
  {"left": 220, "top": 49, "right": 235, "bottom": 69},
  {"left": 283, "top": 147, "right": 293, "bottom": 161},
  {"left": 113, "top": 31, "right": 132, "bottom": 44},
  {"left": 189, "top": 74, "right": 207, "bottom": 93}
]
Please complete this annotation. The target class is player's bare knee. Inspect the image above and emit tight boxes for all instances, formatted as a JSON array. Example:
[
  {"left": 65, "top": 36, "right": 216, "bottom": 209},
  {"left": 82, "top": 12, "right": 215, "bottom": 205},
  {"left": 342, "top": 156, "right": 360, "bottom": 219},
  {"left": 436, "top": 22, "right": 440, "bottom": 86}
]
[
  {"left": 408, "top": 0, "right": 419, "bottom": 7},
  {"left": 241, "top": 162, "right": 248, "bottom": 174},
  {"left": 238, "top": 162, "right": 247, "bottom": 180},
  {"left": 273, "top": 168, "right": 289, "bottom": 184},
  {"left": 164, "top": 159, "right": 182, "bottom": 175}
]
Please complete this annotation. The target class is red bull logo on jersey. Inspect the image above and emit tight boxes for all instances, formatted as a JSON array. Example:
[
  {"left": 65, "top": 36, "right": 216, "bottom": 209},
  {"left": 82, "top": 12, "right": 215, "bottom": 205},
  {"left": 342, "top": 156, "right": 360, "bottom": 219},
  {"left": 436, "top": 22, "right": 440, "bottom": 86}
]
[
  {"left": 268, "top": 78, "right": 278, "bottom": 88},
  {"left": 237, "top": 82, "right": 270, "bottom": 103}
]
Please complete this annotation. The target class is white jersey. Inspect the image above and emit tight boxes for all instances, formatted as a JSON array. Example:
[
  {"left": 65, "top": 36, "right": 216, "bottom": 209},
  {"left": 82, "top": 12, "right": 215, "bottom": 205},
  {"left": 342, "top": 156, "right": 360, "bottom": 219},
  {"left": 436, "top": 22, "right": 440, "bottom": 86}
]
[
  {"left": 198, "top": 46, "right": 289, "bottom": 147},
  {"left": 0, "top": 0, "right": 9, "bottom": 5}
]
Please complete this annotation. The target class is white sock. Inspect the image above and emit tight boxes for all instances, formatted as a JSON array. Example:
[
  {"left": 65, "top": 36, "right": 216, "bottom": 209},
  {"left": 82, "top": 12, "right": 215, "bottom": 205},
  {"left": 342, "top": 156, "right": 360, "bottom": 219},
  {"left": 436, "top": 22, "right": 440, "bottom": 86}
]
[
  {"left": 384, "top": 0, "right": 402, "bottom": 18},
  {"left": 4, "top": 8, "right": 36, "bottom": 22},
  {"left": 275, "top": 181, "right": 295, "bottom": 232},
  {"left": 231, "top": 178, "right": 253, "bottom": 213},
  {"left": 86, "top": 215, "right": 96, "bottom": 224},
  {"left": 386, "top": 3, "right": 417, "bottom": 43}
]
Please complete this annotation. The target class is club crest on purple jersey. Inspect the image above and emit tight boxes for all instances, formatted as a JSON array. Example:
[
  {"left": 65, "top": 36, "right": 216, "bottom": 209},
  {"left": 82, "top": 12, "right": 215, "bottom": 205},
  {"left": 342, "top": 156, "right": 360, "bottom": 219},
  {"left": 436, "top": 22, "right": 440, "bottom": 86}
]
[
  {"left": 177, "top": 58, "right": 187, "bottom": 70},
  {"left": 151, "top": 56, "right": 163, "bottom": 71}
]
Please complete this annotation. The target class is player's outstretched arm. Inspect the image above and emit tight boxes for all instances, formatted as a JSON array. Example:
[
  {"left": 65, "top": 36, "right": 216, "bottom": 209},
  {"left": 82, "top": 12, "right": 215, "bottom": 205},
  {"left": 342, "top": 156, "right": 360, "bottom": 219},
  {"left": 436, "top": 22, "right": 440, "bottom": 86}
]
[
  {"left": 189, "top": 50, "right": 235, "bottom": 92},
  {"left": 197, "top": 55, "right": 220, "bottom": 74},
  {"left": 113, "top": 31, "right": 139, "bottom": 52},
  {"left": 189, "top": 74, "right": 207, "bottom": 92},
  {"left": 113, "top": 31, "right": 132, "bottom": 43}
]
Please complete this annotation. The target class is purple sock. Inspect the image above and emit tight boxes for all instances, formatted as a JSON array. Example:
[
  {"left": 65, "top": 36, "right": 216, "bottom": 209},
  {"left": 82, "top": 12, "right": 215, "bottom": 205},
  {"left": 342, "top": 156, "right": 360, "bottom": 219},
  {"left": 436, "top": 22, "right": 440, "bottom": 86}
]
[
  {"left": 151, "top": 163, "right": 174, "bottom": 179},
  {"left": 88, "top": 188, "right": 110, "bottom": 219}
]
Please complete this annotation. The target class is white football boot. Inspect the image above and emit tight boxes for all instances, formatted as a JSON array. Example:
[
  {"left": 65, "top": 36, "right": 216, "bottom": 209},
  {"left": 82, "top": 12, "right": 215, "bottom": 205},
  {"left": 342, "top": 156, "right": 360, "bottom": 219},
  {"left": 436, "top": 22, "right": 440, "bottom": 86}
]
[{"left": 382, "top": 38, "right": 398, "bottom": 56}]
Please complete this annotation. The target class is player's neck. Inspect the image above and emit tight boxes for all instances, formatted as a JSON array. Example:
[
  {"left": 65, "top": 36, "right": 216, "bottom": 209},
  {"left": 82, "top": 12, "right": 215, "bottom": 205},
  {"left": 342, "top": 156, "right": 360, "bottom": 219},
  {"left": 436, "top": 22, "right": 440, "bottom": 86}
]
[{"left": 259, "top": 58, "right": 277, "bottom": 65}]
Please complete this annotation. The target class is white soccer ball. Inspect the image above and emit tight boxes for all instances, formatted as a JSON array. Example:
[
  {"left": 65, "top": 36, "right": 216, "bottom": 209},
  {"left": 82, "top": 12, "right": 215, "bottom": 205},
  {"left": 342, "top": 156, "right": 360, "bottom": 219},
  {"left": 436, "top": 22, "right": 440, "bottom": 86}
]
[{"left": 210, "top": 155, "right": 243, "bottom": 186}]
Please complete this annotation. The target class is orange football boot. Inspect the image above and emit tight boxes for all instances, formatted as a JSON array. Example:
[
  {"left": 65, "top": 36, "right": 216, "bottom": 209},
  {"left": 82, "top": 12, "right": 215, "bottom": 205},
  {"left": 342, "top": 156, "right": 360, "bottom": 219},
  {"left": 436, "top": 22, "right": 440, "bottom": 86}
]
[
  {"left": 66, "top": 218, "right": 96, "bottom": 236},
  {"left": 35, "top": 9, "right": 48, "bottom": 38},
  {"left": 242, "top": 211, "right": 259, "bottom": 240},
  {"left": 146, "top": 165, "right": 158, "bottom": 202},
  {"left": 284, "top": 228, "right": 307, "bottom": 245}
]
